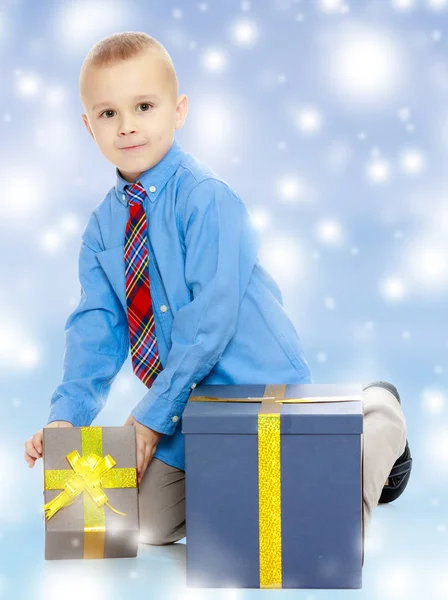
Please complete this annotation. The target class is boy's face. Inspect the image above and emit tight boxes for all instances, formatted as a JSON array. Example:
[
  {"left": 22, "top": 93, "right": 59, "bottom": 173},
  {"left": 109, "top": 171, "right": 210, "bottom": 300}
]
[{"left": 80, "top": 49, "right": 187, "bottom": 183}]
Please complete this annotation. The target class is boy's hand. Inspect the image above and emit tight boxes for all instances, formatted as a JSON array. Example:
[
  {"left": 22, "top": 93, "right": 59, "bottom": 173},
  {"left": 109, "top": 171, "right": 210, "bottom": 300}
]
[
  {"left": 124, "top": 414, "right": 163, "bottom": 484},
  {"left": 24, "top": 421, "right": 73, "bottom": 468}
]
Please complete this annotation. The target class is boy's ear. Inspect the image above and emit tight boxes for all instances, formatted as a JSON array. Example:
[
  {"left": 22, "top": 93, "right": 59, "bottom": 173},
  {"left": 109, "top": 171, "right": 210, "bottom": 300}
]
[
  {"left": 81, "top": 114, "right": 94, "bottom": 140},
  {"left": 175, "top": 94, "right": 188, "bottom": 130}
]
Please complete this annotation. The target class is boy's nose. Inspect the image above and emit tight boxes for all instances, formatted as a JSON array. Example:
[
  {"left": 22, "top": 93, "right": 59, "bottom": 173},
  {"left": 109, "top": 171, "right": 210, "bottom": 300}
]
[{"left": 119, "top": 121, "right": 138, "bottom": 135}]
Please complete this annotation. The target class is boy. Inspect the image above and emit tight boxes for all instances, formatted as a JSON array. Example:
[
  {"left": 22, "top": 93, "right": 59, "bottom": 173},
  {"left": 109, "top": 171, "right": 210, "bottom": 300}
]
[{"left": 24, "top": 32, "right": 412, "bottom": 545}]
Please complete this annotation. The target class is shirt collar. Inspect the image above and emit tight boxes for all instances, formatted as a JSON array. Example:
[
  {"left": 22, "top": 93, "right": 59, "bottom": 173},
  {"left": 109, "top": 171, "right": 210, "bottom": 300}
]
[{"left": 114, "top": 137, "right": 183, "bottom": 206}]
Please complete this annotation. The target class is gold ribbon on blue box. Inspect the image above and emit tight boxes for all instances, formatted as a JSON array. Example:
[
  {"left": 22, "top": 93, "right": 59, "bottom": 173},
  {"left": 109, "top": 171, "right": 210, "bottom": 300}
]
[
  {"left": 43, "top": 426, "right": 137, "bottom": 559},
  {"left": 190, "top": 383, "right": 364, "bottom": 589}
]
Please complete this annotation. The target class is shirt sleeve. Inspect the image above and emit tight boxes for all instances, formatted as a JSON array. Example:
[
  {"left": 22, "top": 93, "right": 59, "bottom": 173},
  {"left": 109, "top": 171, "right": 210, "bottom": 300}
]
[
  {"left": 47, "top": 211, "right": 129, "bottom": 427},
  {"left": 131, "top": 178, "right": 261, "bottom": 435}
]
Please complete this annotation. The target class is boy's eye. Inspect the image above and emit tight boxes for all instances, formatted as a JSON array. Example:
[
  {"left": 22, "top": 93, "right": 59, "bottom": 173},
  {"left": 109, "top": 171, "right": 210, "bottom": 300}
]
[{"left": 100, "top": 103, "right": 153, "bottom": 118}]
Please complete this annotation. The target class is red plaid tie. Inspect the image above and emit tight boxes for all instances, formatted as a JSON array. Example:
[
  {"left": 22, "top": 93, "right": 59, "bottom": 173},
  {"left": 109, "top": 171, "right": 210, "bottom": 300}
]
[{"left": 124, "top": 180, "right": 163, "bottom": 387}]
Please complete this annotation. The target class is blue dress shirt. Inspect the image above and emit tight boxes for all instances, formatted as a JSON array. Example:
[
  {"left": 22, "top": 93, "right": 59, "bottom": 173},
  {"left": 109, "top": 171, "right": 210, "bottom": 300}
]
[{"left": 47, "top": 137, "right": 313, "bottom": 470}]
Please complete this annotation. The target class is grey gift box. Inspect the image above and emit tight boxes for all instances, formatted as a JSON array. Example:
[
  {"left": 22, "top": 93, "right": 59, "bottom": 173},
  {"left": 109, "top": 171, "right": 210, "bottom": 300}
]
[
  {"left": 182, "top": 382, "right": 364, "bottom": 589},
  {"left": 42, "top": 426, "right": 139, "bottom": 560}
]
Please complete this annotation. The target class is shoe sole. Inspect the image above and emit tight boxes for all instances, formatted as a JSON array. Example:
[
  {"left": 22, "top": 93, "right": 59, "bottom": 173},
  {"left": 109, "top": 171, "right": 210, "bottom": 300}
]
[{"left": 378, "top": 441, "right": 412, "bottom": 504}]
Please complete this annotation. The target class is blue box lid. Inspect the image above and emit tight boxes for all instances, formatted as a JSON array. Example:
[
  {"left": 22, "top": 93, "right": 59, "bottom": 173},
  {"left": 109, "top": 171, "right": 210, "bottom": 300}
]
[{"left": 183, "top": 383, "right": 363, "bottom": 435}]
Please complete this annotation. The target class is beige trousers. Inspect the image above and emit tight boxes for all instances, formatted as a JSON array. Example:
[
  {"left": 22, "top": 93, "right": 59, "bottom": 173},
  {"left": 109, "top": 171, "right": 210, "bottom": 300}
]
[{"left": 138, "top": 384, "right": 407, "bottom": 545}]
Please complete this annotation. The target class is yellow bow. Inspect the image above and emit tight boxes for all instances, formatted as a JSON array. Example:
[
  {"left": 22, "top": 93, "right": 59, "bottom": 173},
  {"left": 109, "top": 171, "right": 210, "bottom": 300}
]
[{"left": 43, "top": 450, "right": 128, "bottom": 520}]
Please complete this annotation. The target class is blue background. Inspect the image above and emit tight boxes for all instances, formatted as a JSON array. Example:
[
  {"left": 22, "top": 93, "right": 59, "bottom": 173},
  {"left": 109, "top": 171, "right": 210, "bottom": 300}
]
[{"left": 1, "top": 0, "right": 447, "bottom": 598}]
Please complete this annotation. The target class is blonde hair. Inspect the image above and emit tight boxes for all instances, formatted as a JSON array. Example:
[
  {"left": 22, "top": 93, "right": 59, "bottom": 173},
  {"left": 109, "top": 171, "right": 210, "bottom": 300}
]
[{"left": 79, "top": 31, "right": 178, "bottom": 103}]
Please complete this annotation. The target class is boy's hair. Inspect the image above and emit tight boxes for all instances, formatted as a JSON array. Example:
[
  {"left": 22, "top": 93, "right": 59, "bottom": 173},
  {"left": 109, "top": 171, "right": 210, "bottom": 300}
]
[{"left": 79, "top": 31, "right": 178, "bottom": 103}]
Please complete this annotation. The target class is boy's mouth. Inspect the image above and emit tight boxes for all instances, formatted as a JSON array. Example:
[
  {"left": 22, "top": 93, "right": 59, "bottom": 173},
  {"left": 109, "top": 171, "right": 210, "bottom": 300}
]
[{"left": 120, "top": 142, "right": 148, "bottom": 152}]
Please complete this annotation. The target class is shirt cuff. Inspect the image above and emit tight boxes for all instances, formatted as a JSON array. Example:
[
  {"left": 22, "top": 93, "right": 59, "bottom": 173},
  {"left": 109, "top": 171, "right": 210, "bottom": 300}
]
[{"left": 131, "top": 392, "right": 188, "bottom": 436}]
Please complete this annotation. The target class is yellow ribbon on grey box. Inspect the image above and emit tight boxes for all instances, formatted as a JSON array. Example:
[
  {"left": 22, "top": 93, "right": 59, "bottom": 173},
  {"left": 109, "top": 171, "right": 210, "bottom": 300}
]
[
  {"left": 190, "top": 383, "right": 364, "bottom": 588},
  {"left": 43, "top": 426, "right": 137, "bottom": 559}
]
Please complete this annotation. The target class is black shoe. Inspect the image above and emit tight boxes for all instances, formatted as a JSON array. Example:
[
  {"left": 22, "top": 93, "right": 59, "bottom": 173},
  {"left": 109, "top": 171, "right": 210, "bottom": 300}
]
[{"left": 362, "top": 381, "right": 413, "bottom": 504}]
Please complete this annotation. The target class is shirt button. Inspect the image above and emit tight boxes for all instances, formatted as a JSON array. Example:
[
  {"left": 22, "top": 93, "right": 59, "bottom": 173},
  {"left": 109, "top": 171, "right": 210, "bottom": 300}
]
[
  {"left": 149, "top": 185, "right": 156, "bottom": 193},
  {"left": 191, "top": 383, "right": 197, "bottom": 389},
  {"left": 122, "top": 194, "right": 126, "bottom": 201},
  {"left": 172, "top": 415, "right": 179, "bottom": 423},
  {"left": 160, "top": 305, "right": 168, "bottom": 312}
]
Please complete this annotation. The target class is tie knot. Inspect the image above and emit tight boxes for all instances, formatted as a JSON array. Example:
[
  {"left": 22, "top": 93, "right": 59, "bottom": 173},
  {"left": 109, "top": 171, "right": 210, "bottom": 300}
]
[{"left": 125, "top": 180, "right": 147, "bottom": 206}]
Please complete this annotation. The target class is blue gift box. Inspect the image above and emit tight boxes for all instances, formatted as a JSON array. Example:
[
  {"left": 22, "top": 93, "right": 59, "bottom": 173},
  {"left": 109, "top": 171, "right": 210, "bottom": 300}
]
[{"left": 182, "top": 382, "right": 364, "bottom": 589}]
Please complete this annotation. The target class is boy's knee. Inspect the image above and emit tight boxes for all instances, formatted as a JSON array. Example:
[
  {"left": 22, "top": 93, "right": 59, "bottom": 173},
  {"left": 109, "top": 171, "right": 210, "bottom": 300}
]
[
  {"left": 140, "top": 525, "right": 185, "bottom": 546},
  {"left": 139, "top": 510, "right": 186, "bottom": 545},
  {"left": 137, "top": 457, "right": 186, "bottom": 545},
  {"left": 140, "top": 534, "right": 174, "bottom": 546}
]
